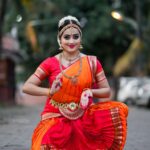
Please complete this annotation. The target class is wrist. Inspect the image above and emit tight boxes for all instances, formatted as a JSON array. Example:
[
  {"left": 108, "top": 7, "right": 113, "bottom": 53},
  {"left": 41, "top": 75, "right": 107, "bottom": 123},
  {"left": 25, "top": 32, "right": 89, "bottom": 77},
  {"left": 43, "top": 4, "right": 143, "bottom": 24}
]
[
  {"left": 48, "top": 88, "right": 53, "bottom": 97},
  {"left": 83, "top": 88, "right": 93, "bottom": 97}
]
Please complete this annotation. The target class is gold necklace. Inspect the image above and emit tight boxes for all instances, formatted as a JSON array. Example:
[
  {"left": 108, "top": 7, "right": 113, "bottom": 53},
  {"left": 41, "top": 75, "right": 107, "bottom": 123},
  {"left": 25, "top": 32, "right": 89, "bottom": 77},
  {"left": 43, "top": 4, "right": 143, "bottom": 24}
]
[
  {"left": 62, "top": 52, "right": 80, "bottom": 65},
  {"left": 59, "top": 53, "right": 82, "bottom": 84}
]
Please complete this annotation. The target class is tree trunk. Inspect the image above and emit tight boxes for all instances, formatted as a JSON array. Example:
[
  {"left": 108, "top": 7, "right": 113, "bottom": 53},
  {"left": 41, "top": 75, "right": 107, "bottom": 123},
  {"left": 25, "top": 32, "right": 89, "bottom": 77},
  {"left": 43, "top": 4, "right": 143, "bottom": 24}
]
[{"left": 0, "top": 0, "right": 7, "bottom": 57}]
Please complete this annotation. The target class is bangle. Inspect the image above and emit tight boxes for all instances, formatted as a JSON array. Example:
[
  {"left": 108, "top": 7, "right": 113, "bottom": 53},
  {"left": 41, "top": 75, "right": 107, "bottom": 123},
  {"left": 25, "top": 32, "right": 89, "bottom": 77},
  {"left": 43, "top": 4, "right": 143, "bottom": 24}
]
[
  {"left": 83, "top": 88, "right": 90, "bottom": 91},
  {"left": 83, "top": 88, "right": 93, "bottom": 97},
  {"left": 48, "top": 88, "right": 52, "bottom": 97}
]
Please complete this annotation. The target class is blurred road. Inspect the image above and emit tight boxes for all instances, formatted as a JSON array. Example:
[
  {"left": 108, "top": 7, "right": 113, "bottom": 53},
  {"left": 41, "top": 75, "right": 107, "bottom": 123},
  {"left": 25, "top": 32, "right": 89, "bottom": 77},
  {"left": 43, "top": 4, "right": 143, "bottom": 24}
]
[
  {"left": 125, "top": 106, "right": 150, "bottom": 150},
  {"left": 0, "top": 104, "right": 150, "bottom": 150},
  {"left": 0, "top": 104, "right": 43, "bottom": 150}
]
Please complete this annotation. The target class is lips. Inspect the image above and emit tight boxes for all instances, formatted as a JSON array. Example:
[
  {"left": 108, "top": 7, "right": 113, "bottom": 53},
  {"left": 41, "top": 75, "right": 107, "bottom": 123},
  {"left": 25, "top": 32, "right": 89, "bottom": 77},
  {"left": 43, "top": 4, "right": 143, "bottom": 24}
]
[{"left": 68, "top": 45, "right": 75, "bottom": 49}]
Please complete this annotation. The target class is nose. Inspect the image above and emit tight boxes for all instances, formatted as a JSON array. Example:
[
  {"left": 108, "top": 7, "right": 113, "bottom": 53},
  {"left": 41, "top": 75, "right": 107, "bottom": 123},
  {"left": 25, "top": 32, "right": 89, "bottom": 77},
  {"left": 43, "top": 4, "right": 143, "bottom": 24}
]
[{"left": 68, "top": 37, "right": 74, "bottom": 44}]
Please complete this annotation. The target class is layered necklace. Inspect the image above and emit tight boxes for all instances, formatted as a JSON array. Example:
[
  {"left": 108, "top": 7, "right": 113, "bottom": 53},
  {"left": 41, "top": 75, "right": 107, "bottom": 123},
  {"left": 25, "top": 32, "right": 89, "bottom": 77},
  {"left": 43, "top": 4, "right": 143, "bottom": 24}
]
[
  {"left": 62, "top": 52, "right": 80, "bottom": 66},
  {"left": 59, "top": 52, "right": 82, "bottom": 84}
]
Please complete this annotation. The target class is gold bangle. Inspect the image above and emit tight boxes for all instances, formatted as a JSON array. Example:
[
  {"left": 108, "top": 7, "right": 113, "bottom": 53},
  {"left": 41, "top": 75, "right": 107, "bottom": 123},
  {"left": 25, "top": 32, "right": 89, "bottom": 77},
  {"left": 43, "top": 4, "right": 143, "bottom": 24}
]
[
  {"left": 48, "top": 88, "right": 52, "bottom": 97},
  {"left": 83, "top": 88, "right": 90, "bottom": 91},
  {"left": 83, "top": 88, "right": 93, "bottom": 97}
]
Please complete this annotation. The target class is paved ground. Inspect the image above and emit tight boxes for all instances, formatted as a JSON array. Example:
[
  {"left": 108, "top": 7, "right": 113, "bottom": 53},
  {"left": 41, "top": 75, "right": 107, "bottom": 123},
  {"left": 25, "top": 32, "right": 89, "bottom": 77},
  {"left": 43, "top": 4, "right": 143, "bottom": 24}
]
[
  {"left": 0, "top": 104, "right": 150, "bottom": 150},
  {"left": 124, "top": 106, "right": 150, "bottom": 150},
  {"left": 0, "top": 104, "right": 43, "bottom": 150}
]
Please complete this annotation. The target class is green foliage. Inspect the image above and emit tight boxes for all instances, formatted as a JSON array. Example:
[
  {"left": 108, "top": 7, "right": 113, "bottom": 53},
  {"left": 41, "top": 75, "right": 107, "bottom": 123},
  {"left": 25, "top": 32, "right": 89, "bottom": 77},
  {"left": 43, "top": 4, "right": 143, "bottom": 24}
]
[{"left": 2, "top": 0, "right": 150, "bottom": 77}]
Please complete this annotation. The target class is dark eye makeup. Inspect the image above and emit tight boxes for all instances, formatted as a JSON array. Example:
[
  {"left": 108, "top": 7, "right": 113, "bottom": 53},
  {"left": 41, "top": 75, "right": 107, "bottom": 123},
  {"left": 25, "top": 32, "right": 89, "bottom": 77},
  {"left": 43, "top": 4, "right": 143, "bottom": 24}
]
[
  {"left": 64, "top": 34, "right": 70, "bottom": 40},
  {"left": 73, "top": 34, "right": 80, "bottom": 39},
  {"left": 63, "top": 34, "right": 80, "bottom": 40}
]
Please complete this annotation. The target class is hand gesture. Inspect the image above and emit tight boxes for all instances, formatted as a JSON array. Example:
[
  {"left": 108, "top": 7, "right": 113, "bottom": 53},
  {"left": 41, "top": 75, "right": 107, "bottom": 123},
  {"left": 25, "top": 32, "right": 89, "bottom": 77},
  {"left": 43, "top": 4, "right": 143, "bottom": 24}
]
[
  {"left": 50, "top": 74, "right": 62, "bottom": 96},
  {"left": 80, "top": 89, "right": 93, "bottom": 110}
]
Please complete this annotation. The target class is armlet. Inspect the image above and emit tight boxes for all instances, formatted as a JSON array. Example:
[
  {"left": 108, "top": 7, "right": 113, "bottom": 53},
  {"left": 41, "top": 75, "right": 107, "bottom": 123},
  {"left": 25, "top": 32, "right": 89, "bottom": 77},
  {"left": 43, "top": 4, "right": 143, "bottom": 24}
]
[{"left": 34, "top": 67, "right": 48, "bottom": 80}]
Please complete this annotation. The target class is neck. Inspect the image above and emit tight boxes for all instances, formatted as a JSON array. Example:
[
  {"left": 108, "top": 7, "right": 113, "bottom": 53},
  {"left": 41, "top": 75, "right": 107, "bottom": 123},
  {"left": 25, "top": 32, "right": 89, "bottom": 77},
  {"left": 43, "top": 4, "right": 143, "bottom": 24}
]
[{"left": 62, "top": 50, "right": 80, "bottom": 61}]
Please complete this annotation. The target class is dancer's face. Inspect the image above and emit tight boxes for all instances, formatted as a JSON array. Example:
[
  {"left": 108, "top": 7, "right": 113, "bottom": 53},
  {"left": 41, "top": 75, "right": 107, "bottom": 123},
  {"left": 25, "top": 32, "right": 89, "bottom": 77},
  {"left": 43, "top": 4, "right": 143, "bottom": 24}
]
[{"left": 60, "top": 27, "right": 81, "bottom": 53}]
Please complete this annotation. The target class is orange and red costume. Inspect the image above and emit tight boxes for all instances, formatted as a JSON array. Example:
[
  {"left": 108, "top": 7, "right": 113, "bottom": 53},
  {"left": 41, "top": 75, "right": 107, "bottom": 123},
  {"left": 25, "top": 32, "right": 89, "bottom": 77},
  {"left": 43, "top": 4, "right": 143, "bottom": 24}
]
[{"left": 31, "top": 56, "right": 128, "bottom": 150}]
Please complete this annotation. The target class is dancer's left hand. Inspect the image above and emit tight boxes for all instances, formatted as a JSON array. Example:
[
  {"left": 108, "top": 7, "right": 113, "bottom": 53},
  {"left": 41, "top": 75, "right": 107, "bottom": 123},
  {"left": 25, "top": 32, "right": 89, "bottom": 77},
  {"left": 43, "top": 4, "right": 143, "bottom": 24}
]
[{"left": 80, "top": 89, "right": 93, "bottom": 110}]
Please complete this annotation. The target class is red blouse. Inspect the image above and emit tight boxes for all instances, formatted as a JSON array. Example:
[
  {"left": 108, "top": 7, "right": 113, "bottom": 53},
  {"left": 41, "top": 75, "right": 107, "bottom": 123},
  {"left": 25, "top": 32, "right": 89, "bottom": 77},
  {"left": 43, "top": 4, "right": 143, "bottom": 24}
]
[{"left": 37, "top": 56, "right": 103, "bottom": 115}]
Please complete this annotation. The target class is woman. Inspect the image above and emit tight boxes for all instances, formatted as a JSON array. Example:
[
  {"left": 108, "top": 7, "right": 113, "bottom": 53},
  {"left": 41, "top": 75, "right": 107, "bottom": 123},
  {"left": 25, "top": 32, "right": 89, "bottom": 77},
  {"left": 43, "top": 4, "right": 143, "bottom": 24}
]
[{"left": 23, "top": 15, "right": 128, "bottom": 150}]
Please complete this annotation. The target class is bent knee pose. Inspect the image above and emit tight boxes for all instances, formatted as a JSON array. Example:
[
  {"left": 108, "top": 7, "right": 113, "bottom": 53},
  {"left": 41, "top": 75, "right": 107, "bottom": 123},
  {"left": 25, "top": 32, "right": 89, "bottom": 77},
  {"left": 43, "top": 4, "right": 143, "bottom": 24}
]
[{"left": 23, "top": 15, "right": 128, "bottom": 150}]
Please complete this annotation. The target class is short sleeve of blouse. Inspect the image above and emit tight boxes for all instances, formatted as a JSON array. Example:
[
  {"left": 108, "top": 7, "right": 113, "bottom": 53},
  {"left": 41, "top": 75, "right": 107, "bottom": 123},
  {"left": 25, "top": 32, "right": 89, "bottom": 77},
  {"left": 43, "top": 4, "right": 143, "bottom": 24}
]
[
  {"left": 96, "top": 58, "right": 103, "bottom": 74},
  {"left": 39, "top": 57, "right": 51, "bottom": 75}
]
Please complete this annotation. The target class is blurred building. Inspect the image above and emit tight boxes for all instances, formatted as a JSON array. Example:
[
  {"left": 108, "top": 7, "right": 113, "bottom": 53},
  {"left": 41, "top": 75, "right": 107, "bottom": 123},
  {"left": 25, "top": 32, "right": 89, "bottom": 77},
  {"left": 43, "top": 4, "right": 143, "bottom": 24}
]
[{"left": 0, "top": 34, "right": 22, "bottom": 104}]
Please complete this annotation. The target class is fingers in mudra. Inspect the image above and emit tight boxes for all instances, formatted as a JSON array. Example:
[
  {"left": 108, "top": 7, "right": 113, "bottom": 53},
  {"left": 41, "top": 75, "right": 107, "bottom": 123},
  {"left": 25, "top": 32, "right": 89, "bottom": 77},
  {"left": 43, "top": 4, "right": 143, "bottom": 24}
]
[
  {"left": 51, "top": 78, "right": 62, "bottom": 95},
  {"left": 80, "top": 90, "right": 93, "bottom": 109}
]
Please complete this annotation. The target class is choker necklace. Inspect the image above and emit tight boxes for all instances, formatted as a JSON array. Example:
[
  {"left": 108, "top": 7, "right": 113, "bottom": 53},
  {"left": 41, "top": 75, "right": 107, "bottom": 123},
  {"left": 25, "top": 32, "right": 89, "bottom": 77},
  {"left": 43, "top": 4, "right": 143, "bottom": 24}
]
[
  {"left": 59, "top": 53, "right": 82, "bottom": 84},
  {"left": 62, "top": 52, "right": 80, "bottom": 65}
]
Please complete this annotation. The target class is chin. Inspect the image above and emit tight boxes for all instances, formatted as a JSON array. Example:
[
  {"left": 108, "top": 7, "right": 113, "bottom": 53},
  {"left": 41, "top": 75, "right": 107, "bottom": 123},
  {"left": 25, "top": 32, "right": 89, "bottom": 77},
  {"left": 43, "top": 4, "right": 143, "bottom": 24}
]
[{"left": 68, "top": 48, "right": 78, "bottom": 53}]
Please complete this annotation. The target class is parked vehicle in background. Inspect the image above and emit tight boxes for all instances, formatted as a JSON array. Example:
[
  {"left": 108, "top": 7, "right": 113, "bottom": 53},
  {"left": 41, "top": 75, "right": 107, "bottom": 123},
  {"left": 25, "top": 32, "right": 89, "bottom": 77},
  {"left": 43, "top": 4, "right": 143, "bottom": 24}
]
[
  {"left": 117, "top": 77, "right": 141, "bottom": 105},
  {"left": 136, "top": 79, "right": 150, "bottom": 108},
  {"left": 117, "top": 77, "right": 150, "bottom": 108}
]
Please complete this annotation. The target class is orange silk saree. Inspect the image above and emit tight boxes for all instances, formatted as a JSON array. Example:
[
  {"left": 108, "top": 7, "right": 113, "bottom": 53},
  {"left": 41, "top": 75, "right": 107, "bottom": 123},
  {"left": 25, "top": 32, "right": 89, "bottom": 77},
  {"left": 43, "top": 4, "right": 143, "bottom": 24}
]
[{"left": 31, "top": 56, "right": 128, "bottom": 150}]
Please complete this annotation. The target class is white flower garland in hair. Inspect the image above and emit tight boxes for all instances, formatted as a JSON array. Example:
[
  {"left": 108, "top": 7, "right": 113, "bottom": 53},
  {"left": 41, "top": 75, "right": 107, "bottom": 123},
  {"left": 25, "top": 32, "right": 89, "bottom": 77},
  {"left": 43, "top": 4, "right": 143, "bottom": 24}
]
[
  {"left": 57, "top": 15, "right": 81, "bottom": 47},
  {"left": 58, "top": 15, "right": 81, "bottom": 27}
]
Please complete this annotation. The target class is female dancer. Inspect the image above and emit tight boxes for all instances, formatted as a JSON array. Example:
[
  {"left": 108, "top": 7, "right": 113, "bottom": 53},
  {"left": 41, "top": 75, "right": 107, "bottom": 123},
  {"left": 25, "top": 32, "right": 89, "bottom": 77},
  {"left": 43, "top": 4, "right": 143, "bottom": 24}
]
[{"left": 23, "top": 15, "right": 128, "bottom": 150}]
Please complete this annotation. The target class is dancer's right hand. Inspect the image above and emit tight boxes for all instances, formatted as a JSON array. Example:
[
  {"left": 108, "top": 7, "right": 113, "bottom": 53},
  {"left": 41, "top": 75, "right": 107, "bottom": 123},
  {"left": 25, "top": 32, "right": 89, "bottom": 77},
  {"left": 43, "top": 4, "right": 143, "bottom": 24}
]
[{"left": 50, "top": 74, "right": 62, "bottom": 96}]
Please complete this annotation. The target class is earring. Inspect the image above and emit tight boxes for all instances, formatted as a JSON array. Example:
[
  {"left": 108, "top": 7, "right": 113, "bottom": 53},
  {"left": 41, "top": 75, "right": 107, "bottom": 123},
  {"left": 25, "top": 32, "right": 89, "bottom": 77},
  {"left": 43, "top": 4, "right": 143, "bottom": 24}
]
[
  {"left": 79, "top": 44, "right": 83, "bottom": 50},
  {"left": 59, "top": 45, "right": 63, "bottom": 51}
]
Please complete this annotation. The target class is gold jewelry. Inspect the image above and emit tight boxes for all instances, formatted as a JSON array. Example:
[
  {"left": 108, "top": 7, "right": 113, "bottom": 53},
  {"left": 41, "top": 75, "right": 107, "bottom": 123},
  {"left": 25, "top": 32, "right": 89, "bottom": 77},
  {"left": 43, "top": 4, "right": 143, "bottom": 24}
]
[
  {"left": 83, "top": 88, "right": 90, "bottom": 91},
  {"left": 50, "top": 99, "right": 79, "bottom": 110},
  {"left": 59, "top": 53, "right": 82, "bottom": 84},
  {"left": 48, "top": 88, "right": 52, "bottom": 97},
  {"left": 59, "top": 46, "right": 63, "bottom": 51},
  {"left": 82, "top": 88, "right": 93, "bottom": 97},
  {"left": 50, "top": 99, "right": 84, "bottom": 120},
  {"left": 62, "top": 51, "right": 80, "bottom": 65},
  {"left": 59, "top": 23, "right": 82, "bottom": 38},
  {"left": 79, "top": 44, "right": 83, "bottom": 50}
]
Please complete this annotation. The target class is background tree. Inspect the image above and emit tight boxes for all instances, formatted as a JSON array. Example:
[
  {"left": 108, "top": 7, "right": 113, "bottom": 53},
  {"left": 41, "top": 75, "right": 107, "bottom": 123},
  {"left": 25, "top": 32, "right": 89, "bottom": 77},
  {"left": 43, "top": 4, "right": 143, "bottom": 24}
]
[
  {"left": 2, "top": 0, "right": 150, "bottom": 80},
  {"left": 0, "top": 0, "right": 7, "bottom": 56}
]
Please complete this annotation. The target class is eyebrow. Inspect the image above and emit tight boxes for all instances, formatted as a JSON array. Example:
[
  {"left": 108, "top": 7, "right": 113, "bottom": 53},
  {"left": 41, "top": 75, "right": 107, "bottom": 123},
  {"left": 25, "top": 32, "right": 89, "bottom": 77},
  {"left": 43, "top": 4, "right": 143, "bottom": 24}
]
[{"left": 63, "top": 33, "right": 79, "bottom": 36}]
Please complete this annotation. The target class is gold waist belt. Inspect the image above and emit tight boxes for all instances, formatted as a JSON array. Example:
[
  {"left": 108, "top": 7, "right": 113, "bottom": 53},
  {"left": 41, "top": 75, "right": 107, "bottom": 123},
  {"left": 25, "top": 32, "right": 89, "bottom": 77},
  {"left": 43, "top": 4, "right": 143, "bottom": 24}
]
[{"left": 50, "top": 99, "right": 84, "bottom": 120}]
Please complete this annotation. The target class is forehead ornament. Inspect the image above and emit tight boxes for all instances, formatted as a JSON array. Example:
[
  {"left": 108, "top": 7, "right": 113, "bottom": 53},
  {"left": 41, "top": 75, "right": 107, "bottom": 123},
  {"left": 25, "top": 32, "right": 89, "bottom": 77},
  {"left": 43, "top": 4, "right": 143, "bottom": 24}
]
[{"left": 59, "top": 22, "right": 82, "bottom": 37}]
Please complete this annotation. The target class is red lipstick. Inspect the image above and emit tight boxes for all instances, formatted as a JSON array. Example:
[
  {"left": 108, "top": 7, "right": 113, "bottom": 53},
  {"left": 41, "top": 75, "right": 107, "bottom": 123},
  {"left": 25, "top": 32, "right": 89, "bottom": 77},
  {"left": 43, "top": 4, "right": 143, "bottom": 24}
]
[{"left": 68, "top": 45, "right": 75, "bottom": 49}]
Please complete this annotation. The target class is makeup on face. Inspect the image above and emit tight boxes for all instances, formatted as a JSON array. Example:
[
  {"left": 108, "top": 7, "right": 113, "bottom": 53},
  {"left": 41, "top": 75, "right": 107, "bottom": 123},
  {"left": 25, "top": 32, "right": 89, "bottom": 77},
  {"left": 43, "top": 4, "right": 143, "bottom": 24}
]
[
  {"left": 60, "top": 27, "right": 81, "bottom": 51},
  {"left": 61, "top": 27, "right": 81, "bottom": 41},
  {"left": 63, "top": 34, "right": 80, "bottom": 40}
]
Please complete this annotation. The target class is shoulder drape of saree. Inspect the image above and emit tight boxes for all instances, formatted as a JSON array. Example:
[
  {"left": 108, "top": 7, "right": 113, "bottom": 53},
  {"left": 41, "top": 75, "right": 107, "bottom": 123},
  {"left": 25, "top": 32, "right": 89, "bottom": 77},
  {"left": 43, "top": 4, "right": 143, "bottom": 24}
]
[{"left": 51, "top": 56, "right": 92, "bottom": 103}]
